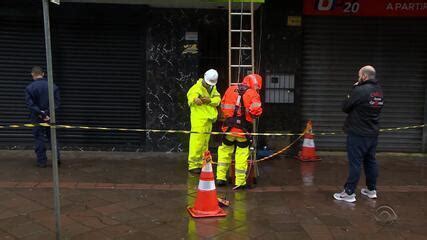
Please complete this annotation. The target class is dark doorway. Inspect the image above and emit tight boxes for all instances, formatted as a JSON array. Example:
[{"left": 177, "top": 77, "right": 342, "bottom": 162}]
[
  {"left": 198, "top": 11, "right": 228, "bottom": 95},
  {"left": 198, "top": 11, "right": 228, "bottom": 148}
]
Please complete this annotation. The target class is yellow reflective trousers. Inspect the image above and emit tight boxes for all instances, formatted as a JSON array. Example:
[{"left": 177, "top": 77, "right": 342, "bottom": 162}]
[
  {"left": 216, "top": 135, "right": 250, "bottom": 186},
  {"left": 188, "top": 119, "right": 213, "bottom": 170}
]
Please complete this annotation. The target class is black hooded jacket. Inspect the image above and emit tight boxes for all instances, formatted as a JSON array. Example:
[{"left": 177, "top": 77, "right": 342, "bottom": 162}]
[{"left": 343, "top": 79, "right": 384, "bottom": 136}]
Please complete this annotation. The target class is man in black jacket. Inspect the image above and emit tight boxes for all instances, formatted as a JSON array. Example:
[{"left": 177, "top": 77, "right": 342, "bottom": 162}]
[
  {"left": 25, "top": 66, "right": 61, "bottom": 168},
  {"left": 334, "top": 65, "right": 384, "bottom": 203}
]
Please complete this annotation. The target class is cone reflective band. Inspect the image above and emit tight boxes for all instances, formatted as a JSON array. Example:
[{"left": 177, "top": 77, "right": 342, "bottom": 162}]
[
  {"left": 188, "top": 152, "right": 227, "bottom": 218},
  {"left": 198, "top": 180, "right": 216, "bottom": 191},
  {"left": 302, "top": 136, "right": 315, "bottom": 148}
]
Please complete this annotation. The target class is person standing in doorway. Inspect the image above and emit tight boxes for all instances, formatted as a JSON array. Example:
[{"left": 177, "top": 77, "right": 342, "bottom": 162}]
[
  {"left": 186, "top": 69, "right": 221, "bottom": 174},
  {"left": 334, "top": 65, "right": 384, "bottom": 202},
  {"left": 25, "top": 66, "right": 61, "bottom": 168}
]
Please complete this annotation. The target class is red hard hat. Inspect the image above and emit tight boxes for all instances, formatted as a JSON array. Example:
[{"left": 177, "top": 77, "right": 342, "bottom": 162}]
[{"left": 242, "top": 74, "right": 263, "bottom": 90}]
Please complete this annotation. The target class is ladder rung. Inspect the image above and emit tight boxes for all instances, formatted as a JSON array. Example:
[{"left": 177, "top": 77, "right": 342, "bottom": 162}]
[
  {"left": 230, "top": 12, "right": 252, "bottom": 16},
  {"left": 231, "top": 47, "right": 252, "bottom": 50},
  {"left": 231, "top": 29, "right": 252, "bottom": 33},
  {"left": 231, "top": 64, "right": 253, "bottom": 67}
]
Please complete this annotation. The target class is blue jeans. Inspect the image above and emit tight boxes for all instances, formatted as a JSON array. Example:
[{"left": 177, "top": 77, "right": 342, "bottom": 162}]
[
  {"left": 344, "top": 133, "right": 378, "bottom": 195},
  {"left": 32, "top": 126, "right": 60, "bottom": 165}
]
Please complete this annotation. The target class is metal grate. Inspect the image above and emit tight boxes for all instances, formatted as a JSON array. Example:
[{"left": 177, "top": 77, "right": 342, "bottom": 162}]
[
  {"left": 302, "top": 17, "right": 427, "bottom": 152},
  {"left": 0, "top": 4, "right": 147, "bottom": 150}
]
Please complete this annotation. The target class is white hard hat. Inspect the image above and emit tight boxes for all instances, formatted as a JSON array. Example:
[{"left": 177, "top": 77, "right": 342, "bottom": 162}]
[{"left": 203, "top": 69, "right": 218, "bottom": 86}]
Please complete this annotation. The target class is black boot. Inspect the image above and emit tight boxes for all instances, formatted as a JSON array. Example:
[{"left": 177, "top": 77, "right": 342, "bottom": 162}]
[
  {"left": 188, "top": 168, "right": 201, "bottom": 174},
  {"left": 216, "top": 180, "right": 227, "bottom": 187},
  {"left": 233, "top": 185, "right": 249, "bottom": 191}
]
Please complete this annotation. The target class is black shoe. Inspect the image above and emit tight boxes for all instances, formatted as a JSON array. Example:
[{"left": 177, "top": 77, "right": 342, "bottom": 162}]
[
  {"left": 37, "top": 163, "right": 47, "bottom": 168},
  {"left": 216, "top": 180, "right": 227, "bottom": 187},
  {"left": 233, "top": 185, "right": 249, "bottom": 191},
  {"left": 188, "top": 168, "right": 201, "bottom": 174}
]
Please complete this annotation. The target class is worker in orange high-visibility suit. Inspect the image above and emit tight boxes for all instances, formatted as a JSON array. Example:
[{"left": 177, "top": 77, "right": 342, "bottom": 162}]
[{"left": 215, "top": 74, "right": 263, "bottom": 190}]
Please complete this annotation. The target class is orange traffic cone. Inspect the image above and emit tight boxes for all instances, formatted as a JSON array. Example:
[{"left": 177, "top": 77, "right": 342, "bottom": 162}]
[
  {"left": 297, "top": 120, "right": 321, "bottom": 162},
  {"left": 187, "top": 151, "right": 227, "bottom": 218}
]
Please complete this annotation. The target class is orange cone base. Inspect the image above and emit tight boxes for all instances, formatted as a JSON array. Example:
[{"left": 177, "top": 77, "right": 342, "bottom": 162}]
[
  {"left": 296, "top": 151, "right": 321, "bottom": 162},
  {"left": 187, "top": 206, "right": 227, "bottom": 218}
]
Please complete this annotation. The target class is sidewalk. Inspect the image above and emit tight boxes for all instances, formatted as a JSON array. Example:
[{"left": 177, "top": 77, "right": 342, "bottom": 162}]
[{"left": 0, "top": 150, "right": 425, "bottom": 239}]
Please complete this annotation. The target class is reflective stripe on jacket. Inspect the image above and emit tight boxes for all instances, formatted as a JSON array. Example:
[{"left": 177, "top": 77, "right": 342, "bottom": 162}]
[{"left": 220, "top": 84, "right": 262, "bottom": 135}]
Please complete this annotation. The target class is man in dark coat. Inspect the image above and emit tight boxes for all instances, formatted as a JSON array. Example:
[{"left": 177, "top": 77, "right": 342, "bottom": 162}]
[
  {"left": 25, "top": 66, "right": 60, "bottom": 168},
  {"left": 334, "top": 65, "right": 384, "bottom": 203}
]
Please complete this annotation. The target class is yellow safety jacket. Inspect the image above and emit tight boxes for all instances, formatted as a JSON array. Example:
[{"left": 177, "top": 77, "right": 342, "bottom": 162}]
[{"left": 187, "top": 79, "right": 221, "bottom": 121}]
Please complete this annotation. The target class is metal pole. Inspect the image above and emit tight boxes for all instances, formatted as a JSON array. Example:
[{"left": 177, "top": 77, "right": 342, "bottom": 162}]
[
  {"left": 228, "top": 0, "right": 232, "bottom": 86},
  {"left": 250, "top": 2, "right": 259, "bottom": 177},
  {"left": 423, "top": 86, "right": 427, "bottom": 152},
  {"left": 42, "top": 1, "right": 62, "bottom": 239},
  {"left": 250, "top": 2, "right": 254, "bottom": 75}
]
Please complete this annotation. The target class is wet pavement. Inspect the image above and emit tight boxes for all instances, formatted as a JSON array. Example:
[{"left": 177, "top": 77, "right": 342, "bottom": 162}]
[{"left": 0, "top": 150, "right": 426, "bottom": 239}]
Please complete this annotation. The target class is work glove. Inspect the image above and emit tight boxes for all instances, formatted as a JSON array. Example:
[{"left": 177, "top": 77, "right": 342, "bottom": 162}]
[
  {"left": 194, "top": 97, "right": 203, "bottom": 105},
  {"left": 200, "top": 97, "right": 211, "bottom": 104}
]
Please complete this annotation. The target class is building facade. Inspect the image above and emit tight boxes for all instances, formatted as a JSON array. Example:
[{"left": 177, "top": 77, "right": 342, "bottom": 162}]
[{"left": 0, "top": 0, "right": 426, "bottom": 152}]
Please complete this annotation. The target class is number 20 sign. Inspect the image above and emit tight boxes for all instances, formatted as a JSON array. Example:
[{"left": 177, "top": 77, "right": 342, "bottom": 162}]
[{"left": 316, "top": 0, "right": 359, "bottom": 12}]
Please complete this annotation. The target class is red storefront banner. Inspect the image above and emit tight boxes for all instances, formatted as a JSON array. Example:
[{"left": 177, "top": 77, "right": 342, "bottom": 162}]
[{"left": 304, "top": 0, "right": 427, "bottom": 17}]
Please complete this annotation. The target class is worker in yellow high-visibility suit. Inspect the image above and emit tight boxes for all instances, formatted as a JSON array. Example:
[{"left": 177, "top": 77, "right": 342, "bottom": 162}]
[{"left": 186, "top": 69, "right": 221, "bottom": 174}]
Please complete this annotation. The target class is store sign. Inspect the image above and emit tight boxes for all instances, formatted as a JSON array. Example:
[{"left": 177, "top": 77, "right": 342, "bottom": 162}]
[
  {"left": 287, "top": 16, "right": 302, "bottom": 26},
  {"left": 304, "top": 0, "right": 427, "bottom": 17}
]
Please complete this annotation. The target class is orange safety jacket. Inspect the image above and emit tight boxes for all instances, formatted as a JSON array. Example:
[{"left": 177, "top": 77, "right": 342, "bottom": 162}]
[{"left": 220, "top": 84, "right": 262, "bottom": 138}]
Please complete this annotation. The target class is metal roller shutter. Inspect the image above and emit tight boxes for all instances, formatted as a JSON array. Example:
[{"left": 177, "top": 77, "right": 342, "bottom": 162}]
[
  {"left": 302, "top": 17, "right": 426, "bottom": 152},
  {"left": 0, "top": 17, "right": 46, "bottom": 148},
  {"left": 52, "top": 17, "right": 145, "bottom": 149},
  {"left": 0, "top": 4, "right": 146, "bottom": 150}
]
